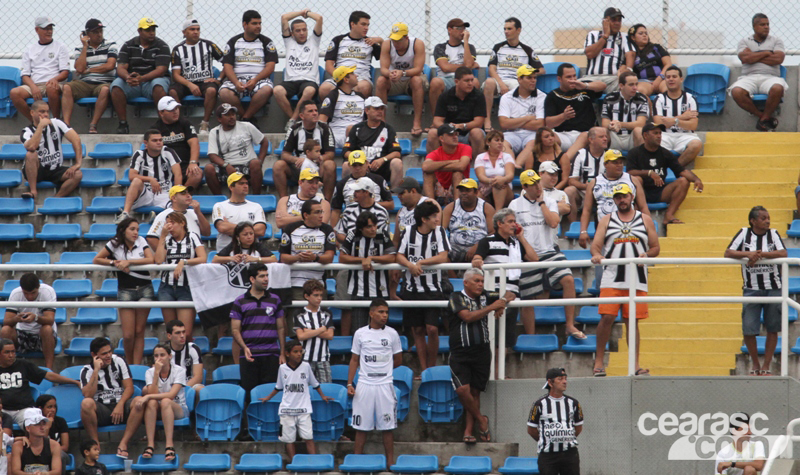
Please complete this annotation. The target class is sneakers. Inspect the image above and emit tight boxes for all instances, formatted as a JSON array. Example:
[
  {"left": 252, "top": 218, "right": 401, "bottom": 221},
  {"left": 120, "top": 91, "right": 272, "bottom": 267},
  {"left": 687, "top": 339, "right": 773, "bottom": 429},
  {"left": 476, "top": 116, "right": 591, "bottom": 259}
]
[
  {"left": 114, "top": 211, "right": 131, "bottom": 224},
  {"left": 117, "top": 121, "right": 129, "bottom": 134},
  {"left": 199, "top": 121, "right": 209, "bottom": 137},
  {"left": 284, "top": 119, "right": 296, "bottom": 132}
]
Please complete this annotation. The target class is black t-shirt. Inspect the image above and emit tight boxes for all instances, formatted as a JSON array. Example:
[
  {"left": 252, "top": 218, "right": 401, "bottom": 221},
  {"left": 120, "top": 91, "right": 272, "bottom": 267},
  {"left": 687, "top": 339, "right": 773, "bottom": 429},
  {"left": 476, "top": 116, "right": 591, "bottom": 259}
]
[
  {"left": 544, "top": 88, "right": 600, "bottom": 132},
  {"left": 626, "top": 144, "right": 685, "bottom": 190},
  {"left": 434, "top": 88, "right": 487, "bottom": 134},
  {"left": 283, "top": 122, "right": 336, "bottom": 157},
  {"left": 1, "top": 411, "right": 12, "bottom": 431},
  {"left": 342, "top": 121, "right": 402, "bottom": 162},
  {"left": 152, "top": 118, "right": 198, "bottom": 167},
  {"left": 0, "top": 359, "right": 46, "bottom": 410},
  {"left": 48, "top": 416, "right": 68, "bottom": 443},
  {"left": 76, "top": 462, "right": 108, "bottom": 475},
  {"left": 217, "top": 240, "right": 274, "bottom": 258}
]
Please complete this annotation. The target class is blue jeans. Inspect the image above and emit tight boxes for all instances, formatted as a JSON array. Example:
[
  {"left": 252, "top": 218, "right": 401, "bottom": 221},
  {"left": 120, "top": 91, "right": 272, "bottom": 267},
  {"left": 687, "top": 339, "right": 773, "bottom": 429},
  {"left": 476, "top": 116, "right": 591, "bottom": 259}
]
[{"left": 111, "top": 77, "right": 170, "bottom": 99}]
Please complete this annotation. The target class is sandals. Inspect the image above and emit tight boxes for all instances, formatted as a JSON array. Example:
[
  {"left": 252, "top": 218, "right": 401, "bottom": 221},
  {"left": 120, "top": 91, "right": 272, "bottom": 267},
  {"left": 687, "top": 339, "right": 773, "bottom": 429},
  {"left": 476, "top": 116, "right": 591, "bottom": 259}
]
[
  {"left": 635, "top": 368, "right": 650, "bottom": 376},
  {"left": 116, "top": 447, "right": 128, "bottom": 459},
  {"left": 761, "top": 369, "right": 772, "bottom": 376},
  {"left": 463, "top": 434, "right": 477, "bottom": 444},
  {"left": 88, "top": 124, "right": 98, "bottom": 134},
  {"left": 165, "top": 447, "right": 176, "bottom": 462},
  {"left": 593, "top": 368, "right": 606, "bottom": 377},
  {"left": 749, "top": 369, "right": 760, "bottom": 375},
  {"left": 20, "top": 192, "right": 34, "bottom": 200},
  {"left": 664, "top": 218, "right": 685, "bottom": 224},
  {"left": 757, "top": 117, "right": 779, "bottom": 131},
  {"left": 411, "top": 127, "right": 423, "bottom": 137},
  {"left": 569, "top": 330, "right": 588, "bottom": 340},
  {"left": 142, "top": 446, "right": 154, "bottom": 459},
  {"left": 478, "top": 416, "right": 491, "bottom": 442}
]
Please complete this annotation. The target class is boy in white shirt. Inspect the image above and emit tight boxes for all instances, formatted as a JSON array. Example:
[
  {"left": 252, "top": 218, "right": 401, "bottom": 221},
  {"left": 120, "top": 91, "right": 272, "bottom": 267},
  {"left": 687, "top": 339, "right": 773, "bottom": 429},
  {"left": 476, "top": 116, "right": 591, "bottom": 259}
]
[
  {"left": 260, "top": 340, "right": 330, "bottom": 458},
  {"left": 715, "top": 413, "right": 766, "bottom": 475}
]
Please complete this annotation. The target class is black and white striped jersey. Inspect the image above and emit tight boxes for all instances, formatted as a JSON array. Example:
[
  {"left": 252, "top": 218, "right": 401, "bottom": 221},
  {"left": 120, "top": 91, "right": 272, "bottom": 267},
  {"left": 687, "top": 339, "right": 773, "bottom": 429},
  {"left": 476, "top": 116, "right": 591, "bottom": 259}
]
[
  {"left": 398, "top": 225, "right": 450, "bottom": 293},
  {"left": 654, "top": 91, "right": 698, "bottom": 133},
  {"left": 601, "top": 91, "right": 650, "bottom": 135},
  {"left": 600, "top": 211, "right": 650, "bottom": 291},
  {"left": 80, "top": 354, "right": 132, "bottom": 406},
  {"left": 570, "top": 148, "right": 604, "bottom": 184},
  {"left": 447, "top": 290, "right": 501, "bottom": 350},
  {"left": 171, "top": 39, "right": 224, "bottom": 82},
  {"left": 584, "top": 31, "right": 628, "bottom": 76},
  {"left": 728, "top": 227, "right": 785, "bottom": 290},
  {"left": 20, "top": 119, "right": 71, "bottom": 170},
  {"left": 130, "top": 147, "right": 180, "bottom": 192},
  {"left": 335, "top": 202, "right": 390, "bottom": 237},
  {"left": 294, "top": 308, "right": 332, "bottom": 362},
  {"left": 160, "top": 232, "right": 203, "bottom": 286},
  {"left": 171, "top": 342, "right": 202, "bottom": 380},
  {"left": 528, "top": 394, "right": 584, "bottom": 453},
  {"left": 475, "top": 233, "right": 523, "bottom": 294},
  {"left": 342, "top": 231, "right": 396, "bottom": 298}
]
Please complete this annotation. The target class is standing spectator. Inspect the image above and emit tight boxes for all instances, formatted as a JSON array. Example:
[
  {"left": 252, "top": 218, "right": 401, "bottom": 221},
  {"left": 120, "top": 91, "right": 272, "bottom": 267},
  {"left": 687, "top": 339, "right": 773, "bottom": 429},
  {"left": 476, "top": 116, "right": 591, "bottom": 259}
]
[
  {"left": 274, "top": 10, "right": 324, "bottom": 128},
  {"left": 10, "top": 17, "right": 69, "bottom": 122},
  {"left": 114, "top": 129, "right": 182, "bottom": 223},
  {"left": 165, "top": 319, "right": 205, "bottom": 390},
  {"left": 276, "top": 101, "right": 337, "bottom": 200},
  {"left": 331, "top": 151, "right": 394, "bottom": 223},
  {"left": 110, "top": 18, "right": 171, "bottom": 134},
  {"left": 219, "top": 10, "right": 278, "bottom": 127},
  {"left": 582, "top": 7, "right": 629, "bottom": 93},
  {"left": 441, "top": 179, "right": 495, "bottom": 264},
  {"left": 397, "top": 201, "right": 450, "bottom": 372},
  {"left": 730, "top": 13, "right": 787, "bottom": 131},
  {"left": 625, "top": 24, "right": 671, "bottom": 97},
  {"left": 376, "top": 23, "right": 428, "bottom": 136},
  {"left": 564, "top": 127, "right": 610, "bottom": 223},
  {"left": 590, "top": 184, "right": 660, "bottom": 376},
  {"left": 724, "top": 206, "right": 786, "bottom": 376},
  {"left": 601, "top": 71, "right": 648, "bottom": 152},
  {"left": 483, "top": 18, "right": 543, "bottom": 127},
  {"left": 429, "top": 19, "right": 478, "bottom": 111},
  {"left": 204, "top": 104, "right": 269, "bottom": 195},
  {"left": 342, "top": 97, "right": 403, "bottom": 188},
  {"left": 319, "top": 11, "right": 381, "bottom": 100},
  {"left": 498, "top": 65, "right": 545, "bottom": 168},
  {"left": 526, "top": 128, "right": 569, "bottom": 188},
  {"left": 211, "top": 172, "right": 268, "bottom": 250},
  {"left": 276, "top": 169, "right": 331, "bottom": 231},
  {"left": 544, "top": 64, "right": 606, "bottom": 159},
  {"left": 155, "top": 211, "right": 207, "bottom": 339},
  {"left": 35, "top": 395, "right": 69, "bottom": 475},
  {"left": 62, "top": 19, "right": 117, "bottom": 132},
  {"left": 427, "top": 67, "right": 485, "bottom": 159},
  {"left": 93, "top": 217, "right": 155, "bottom": 364},
  {"left": 626, "top": 122, "right": 704, "bottom": 224},
  {"left": 75, "top": 440, "right": 107, "bottom": 475},
  {"left": 528, "top": 368, "right": 584, "bottom": 475},
  {"left": 347, "top": 299, "right": 402, "bottom": 464},
  {"left": 474, "top": 130, "right": 515, "bottom": 208},
  {"left": 146, "top": 185, "right": 211, "bottom": 249},
  {"left": 20, "top": 100, "right": 83, "bottom": 202},
  {"left": 448, "top": 268, "right": 514, "bottom": 443},
  {"left": 294, "top": 280, "right": 334, "bottom": 383},
  {"left": 393, "top": 177, "right": 439, "bottom": 247},
  {"left": 151, "top": 97, "right": 203, "bottom": 193},
  {"left": 79, "top": 337, "right": 134, "bottom": 445},
  {"left": 168, "top": 18, "right": 224, "bottom": 135},
  {"left": 2, "top": 274, "right": 58, "bottom": 369},
  {"left": 319, "top": 66, "right": 366, "bottom": 149},
  {"left": 653, "top": 65, "right": 703, "bottom": 166},
  {"left": 423, "top": 124, "right": 472, "bottom": 202},
  {"left": 10, "top": 408, "right": 61, "bottom": 475}
]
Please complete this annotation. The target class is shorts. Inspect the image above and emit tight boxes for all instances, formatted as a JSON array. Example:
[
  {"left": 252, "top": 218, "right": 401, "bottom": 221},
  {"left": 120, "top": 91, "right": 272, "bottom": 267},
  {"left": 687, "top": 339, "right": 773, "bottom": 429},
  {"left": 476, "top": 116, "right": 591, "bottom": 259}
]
[
  {"left": 331, "top": 126, "right": 348, "bottom": 148},
  {"left": 369, "top": 158, "right": 394, "bottom": 184},
  {"left": 556, "top": 130, "right": 582, "bottom": 149},
  {"left": 448, "top": 245, "right": 471, "bottom": 263},
  {"left": 309, "top": 361, "right": 331, "bottom": 383},
  {"left": 728, "top": 74, "right": 788, "bottom": 97},
  {"left": 131, "top": 187, "right": 170, "bottom": 210},
  {"left": 402, "top": 291, "right": 444, "bottom": 327},
  {"left": 66, "top": 80, "right": 110, "bottom": 99},
  {"left": 742, "top": 288, "right": 781, "bottom": 335},
  {"left": 279, "top": 80, "right": 319, "bottom": 98},
  {"left": 214, "top": 162, "right": 255, "bottom": 187},
  {"left": 17, "top": 329, "right": 55, "bottom": 353},
  {"left": 386, "top": 75, "right": 429, "bottom": 96},
  {"left": 220, "top": 75, "right": 274, "bottom": 98},
  {"left": 351, "top": 382, "right": 397, "bottom": 431},
  {"left": 660, "top": 133, "right": 702, "bottom": 153},
  {"left": 334, "top": 270, "right": 349, "bottom": 300},
  {"left": 519, "top": 251, "right": 572, "bottom": 298},
  {"left": 435, "top": 76, "right": 456, "bottom": 90},
  {"left": 279, "top": 413, "right": 313, "bottom": 442},
  {"left": 609, "top": 131, "right": 636, "bottom": 151},
  {"left": 3, "top": 409, "right": 26, "bottom": 428},
  {"left": 581, "top": 74, "right": 618, "bottom": 93},
  {"left": 483, "top": 78, "right": 519, "bottom": 97},
  {"left": 644, "top": 185, "right": 665, "bottom": 204},
  {"left": 110, "top": 77, "right": 171, "bottom": 99},
  {"left": 598, "top": 288, "right": 648, "bottom": 319},
  {"left": 323, "top": 74, "right": 372, "bottom": 88},
  {"left": 95, "top": 399, "right": 133, "bottom": 426},
  {"left": 505, "top": 130, "right": 537, "bottom": 154},
  {"left": 23, "top": 164, "right": 68, "bottom": 184},
  {"left": 118, "top": 283, "right": 155, "bottom": 301},
  {"left": 458, "top": 131, "right": 483, "bottom": 145},
  {"left": 170, "top": 80, "right": 219, "bottom": 98},
  {"left": 537, "top": 447, "right": 581, "bottom": 475},
  {"left": 158, "top": 283, "right": 193, "bottom": 302},
  {"left": 449, "top": 344, "right": 491, "bottom": 392},
  {"left": 240, "top": 354, "right": 280, "bottom": 392},
  {"left": 19, "top": 82, "right": 64, "bottom": 95}
]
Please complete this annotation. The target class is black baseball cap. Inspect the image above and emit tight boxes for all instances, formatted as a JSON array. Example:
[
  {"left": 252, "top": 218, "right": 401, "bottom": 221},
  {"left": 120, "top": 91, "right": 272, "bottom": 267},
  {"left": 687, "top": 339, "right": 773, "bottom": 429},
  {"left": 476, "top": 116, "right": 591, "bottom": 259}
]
[
  {"left": 437, "top": 123, "right": 458, "bottom": 136},
  {"left": 642, "top": 121, "right": 667, "bottom": 134},
  {"left": 392, "top": 176, "right": 421, "bottom": 194},
  {"left": 85, "top": 19, "right": 104, "bottom": 32},
  {"left": 542, "top": 367, "right": 567, "bottom": 390},
  {"left": 604, "top": 7, "right": 624, "bottom": 18}
]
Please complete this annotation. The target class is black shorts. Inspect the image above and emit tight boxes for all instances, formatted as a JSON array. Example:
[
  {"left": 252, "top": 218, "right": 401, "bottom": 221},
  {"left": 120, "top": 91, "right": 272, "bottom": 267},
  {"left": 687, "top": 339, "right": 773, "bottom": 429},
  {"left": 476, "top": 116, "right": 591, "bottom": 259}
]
[
  {"left": 96, "top": 399, "right": 132, "bottom": 427},
  {"left": 215, "top": 162, "right": 255, "bottom": 186},
  {"left": 170, "top": 80, "right": 219, "bottom": 98},
  {"left": 371, "top": 159, "right": 393, "bottom": 184},
  {"left": 537, "top": 447, "right": 581, "bottom": 475},
  {"left": 22, "top": 164, "right": 68, "bottom": 185},
  {"left": 240, "top": 354, "right": 280, "bottom": 393},
  {"left": 402, "top": 291, "right": 444, "bottom": 327},
  {"left": 644, "top": 185, "right": 665, "bottom": 203},
  {"left": 449, "top": 344, "right": 492, "bottom": 392},
  {"left": 279, "top": 80, "right": 319, "bottom": 99}
]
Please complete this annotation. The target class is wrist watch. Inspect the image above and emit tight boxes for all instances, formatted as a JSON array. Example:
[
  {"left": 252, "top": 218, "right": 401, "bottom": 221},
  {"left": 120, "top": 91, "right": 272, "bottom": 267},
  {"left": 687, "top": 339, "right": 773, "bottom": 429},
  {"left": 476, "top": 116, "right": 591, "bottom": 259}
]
[{"left": 190, "top": 160, "right": 199, "bottom": 165}]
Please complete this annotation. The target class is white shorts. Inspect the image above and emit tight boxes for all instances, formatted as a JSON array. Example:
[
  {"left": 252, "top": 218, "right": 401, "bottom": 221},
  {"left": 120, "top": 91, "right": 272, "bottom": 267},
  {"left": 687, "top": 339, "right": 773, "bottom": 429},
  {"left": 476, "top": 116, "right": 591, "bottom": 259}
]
[
  {"left": 351, "top": 383, "right": 397, "bottom": 431},
  {"left": 220, "top": 75, "right": 274, "bottom": 98},
  {"left": 609, "top": 131, "right": 635, "bottom": 151},
  {"left": 728, "top": 74, "right": 788, "bottom": 96},
  {"left": 483, "top": 78, "right": 519, "bottom": 97},
  {"left": 581, "top": 74, "right": 618, "bottom": 93},
  {"left": 330, "top": 126, "right": 348, "bottom": 148},
  {"left": 660, "top": 133, "right": 702, "bottom": 153},
  {"left": 279, "top": 413, "right": 313, "bottom": 443},
  {"left": 132, "top": 187, "right": 170, "bottom": 210},
  {"left": 556, "top": 130, "right": 582, "bottom": 149},
  {"left": 504, "top": 130, "right": 537, "bottom": 154}
]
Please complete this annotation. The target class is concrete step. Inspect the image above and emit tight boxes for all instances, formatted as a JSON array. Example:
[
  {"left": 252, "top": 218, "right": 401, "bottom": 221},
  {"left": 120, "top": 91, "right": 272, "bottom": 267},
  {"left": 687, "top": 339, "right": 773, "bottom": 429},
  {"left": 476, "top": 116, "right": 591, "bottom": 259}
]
[
  {"left": 607, "top": 366, "right": 733, "bottom": 376},
  {"left": 641, "top": 322, "right": 742, "bottom": 338},
  {"left": 648, "top": 265, "right": 741, "bottom": 280},
  {"left": 705, "top": 131, "right": 800, "bottom": 144},
  {"left": 698, "top": 155, "right": 800, "bottom": 168},
  {"left": 676, "top": 195, "right": 795, "bottom": 210},
  {"left": 658, "top": 236, "right": 739, "bottom": 251},
  {"left": 629, "top": 338, "right": 743, "bottom": 353},
  {"left": 692, "top": 168, "right": 798, "bottom": 183},
  {"left": 648, "top": 306, "right": 740, "bottom": 322},
  {"left": 690, "top": 182, "right": 796, "bottom": 197},
  {"left": 667, "top": 222, "right": 792, "bottom": 238},
  {"left": 648, "top": 280, "right": 741, "bottom": 294},
  {"left": 608, "top": 349, "right": 736, "bottom": 367},
  {"left": 675, "top": 208, "right": 794, "bottom": 222}
]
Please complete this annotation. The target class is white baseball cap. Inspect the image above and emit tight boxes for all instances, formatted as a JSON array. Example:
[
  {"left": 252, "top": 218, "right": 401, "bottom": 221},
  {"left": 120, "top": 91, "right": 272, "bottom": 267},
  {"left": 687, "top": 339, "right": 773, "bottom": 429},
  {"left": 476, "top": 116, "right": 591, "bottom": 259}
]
[
  {"left": 182, "top": 18, "right": 200, "bottom": 30},
  {"left": 539, "top": 161, "right": 560, "bottom": 174},
  {"left": 364, "top": 96, "right": 386, "bottom": 109},
  {"left": 23, "top": 408, "right": 47, "bottom": 428},
  {"left": 351, "top": 177, "right": 372, "bottom": 192},
  {"left": 157, "top": 97, "right": 181, "bottom": 111}
]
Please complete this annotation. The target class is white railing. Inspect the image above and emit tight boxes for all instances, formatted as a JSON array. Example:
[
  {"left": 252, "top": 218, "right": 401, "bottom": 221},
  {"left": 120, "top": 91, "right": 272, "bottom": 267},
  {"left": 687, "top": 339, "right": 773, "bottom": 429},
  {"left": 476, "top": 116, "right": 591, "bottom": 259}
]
[{"left": 4, "top": 257, "right": 799, "bottom": 379}]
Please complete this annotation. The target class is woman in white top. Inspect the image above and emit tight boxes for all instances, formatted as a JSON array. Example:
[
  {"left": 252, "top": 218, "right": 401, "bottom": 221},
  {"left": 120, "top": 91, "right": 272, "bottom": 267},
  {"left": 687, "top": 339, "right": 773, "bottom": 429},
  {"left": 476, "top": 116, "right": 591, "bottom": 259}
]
[
  {"left": 92, "top": 217, "right": 155, "bottom": 365},
  {"left": 474, "top": 130, "right": 515, "bottom": 208}
]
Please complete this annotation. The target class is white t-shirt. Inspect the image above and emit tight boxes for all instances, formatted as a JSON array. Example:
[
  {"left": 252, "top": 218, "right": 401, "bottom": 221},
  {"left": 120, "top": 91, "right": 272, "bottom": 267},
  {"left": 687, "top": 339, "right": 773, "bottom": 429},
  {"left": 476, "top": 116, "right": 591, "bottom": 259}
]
[
  {"left": 148, "top": 208, "right": 204, "bottom": 242},
  {"left": 21, "top": 40, "right": 70, "bottom": 84},
  {"left": 275, "top": 361, "right": 320, "bottom": 415},
  {"left": 351, "top": 325, "right": 402, "bottom": 385},
  {"left": 714, "top": 440, "right": 766, "bottom": 475},
  {"left": 145, "top": 363, "right": 187, "bottom": 408},
  {"left": 283, "top": 33, "right": 322, "bottom": 82},
  {"left": 0, "top": 432, "right": 11, "bottom": 475},
  {"left": 6, "top": 283, "right": 57, "bottom": 333},
  {"left": 509, "top": 194, "right": 560, "bottom": 254},
  {"left": 474, "top": 152, "right": 515, "bottom": 181},
  {"left": 211, "top": 199, "right": 267, "bottom": 251},
  {"left": 208, "top": 121, "right": 264, "bottom": 165}
]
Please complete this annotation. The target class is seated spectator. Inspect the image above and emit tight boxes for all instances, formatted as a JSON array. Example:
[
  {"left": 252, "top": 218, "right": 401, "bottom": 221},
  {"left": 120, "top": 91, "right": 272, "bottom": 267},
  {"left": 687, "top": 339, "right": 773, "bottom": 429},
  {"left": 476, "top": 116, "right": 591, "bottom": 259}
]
[
  {"left": 20, "top": 100, "right": 83, "bottom": 202},
  {"left": 320, "top": 66, "right": 366, "bottom": 149},
  {"left": 565, "top": 127, "right": 609, "bottom": 223},
  {"left": 429, "top": 19, "right": 478, "bottom": 113},
  {"left": 715, "top": 413, "right": 766, "bottom": 474},
  {"left": 165, "top": 319, "right": 205, "bottom": 391},
  {"left": 35, "top": 395, "right": 69, "bottom": 475},
  {"left": 219, "top": 10, "right": 278, "bottom": 128},
  {"left": 582, "top": 7, "right": 629, "bottom": 93},
  {"left": 203, "top": 103, "right": 269, "bottom": 195},
  {"left": 10, "top": 17, "right": 69, "bottom": 122},
  {"left": 110, "top": 18, "right": 171, "bottom": 134},
  {"left": 484, "top": 18, "right": 543, "bottom": 129},
  {"left": 11, "top": 408, "right": 61, "bottom": 475},
  {"left": 376, "top": 23, "right": 428, "bottom": 136},
  {"left": 273, "top": 10, "right": 324, "bottom": 129},
  {"left": 294, "top": 280, "right": 334, "bottom": 383},
  {"left": 118, "top": 344, "right": 187, "bottom": 462},
  {"left": 2, "top": 273, "right": 58, "bottom": 369},
  {"left": 276, "top": 169, "right": 331, "bottom": 231},
  {"left": 0, "top": 398, "right": 12, "bottom": 437},
  {"left": 626, "top": 122, "right": 704, "bottom": 224},
  {"left": 331, "top": 151, "right": 394, "bottom": 225},
  {"left": 211, "top": 172, "right": 268, "bottom": 251},
  {"left": 319, "top": 11, "right": 380, "bottom": 100},
  {"left": 497, "top": 65, "right": 545, "bottom": 168},
  {"left": 76, "top": 440, "right": 107, "bottom": 475},
  {"left": 168, "top": 18, "right": 224, "bottom": 135},
  {"left": 342, "top": 97, "right": 403, "bottom": 188},
  {"left": 730, "top": 13, "right": 787, "bottom": 131},
  {"left": 115, "top": 129, "right": 182, "bottom": 223},
  {"left": 427, "top": 67, "right": 485, "bottom": 159},
  {"left": 527, "top": 127, "right": 569, "bottom": 188},
  {"left": 392, "top": 177, "right": 440, "bottom": 247},
  {"left": 625, "top": 24, "right": 671, "bottom": 97},
  {"left": 213, "top": 221, "right": 276, "bottom": 266},
  {"left": 146, "top": 185, "right": 211, "bottom": 249},
  {"left": 79, "top": 337, "right": 134, "bottom": 444},
  {"left": 474, "top": 130, "right": 515, "bottom": 208},
  {"left": 335, "top": 179, "right": 390, "bottom": 242},
  {"left": 62, "top": 19, "right": 117, "bottom": 133},
  {"left": 653, "top": 65, "right": 703, "bottom": 166},
  {"left": 423, "top": 124, "right": 472, "bottom": 202},
  {"left": 442, "top": 178, "right": 495, "bottom": 264},
  {"left": 93, "top": 217, "right": 155, "bottom": 365},
  {"left": 152, "top": 97, "right": 203, "bottom": 192},
  {"left": 601, "top": 71, "right": 648, "bottom": 152}
]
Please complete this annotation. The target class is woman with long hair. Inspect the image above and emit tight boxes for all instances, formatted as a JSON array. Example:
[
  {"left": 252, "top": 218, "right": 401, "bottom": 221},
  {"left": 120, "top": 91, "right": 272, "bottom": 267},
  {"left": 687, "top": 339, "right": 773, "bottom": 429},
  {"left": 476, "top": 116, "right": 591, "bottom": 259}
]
[
  {"left": 212, "top": 221, "right": 277, "bottom": 265},
  {"left": 625, "top": 24, "right": 672, "bottom": 96},
  {"left": 529, "top": 127, "right": 569, "bottom": 189}
]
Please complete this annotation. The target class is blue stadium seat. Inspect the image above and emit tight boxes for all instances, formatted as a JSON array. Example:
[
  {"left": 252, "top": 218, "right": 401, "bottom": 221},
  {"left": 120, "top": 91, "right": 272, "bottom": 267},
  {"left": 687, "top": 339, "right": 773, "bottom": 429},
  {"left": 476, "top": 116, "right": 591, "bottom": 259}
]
[
  {"left": 183, "top": 454, "right": 231, "bottom": 475},
  {"left": 326, "top": 278, "right": 336, "bottom": 296},
  {"left": 787, "top": 248, "right": 800, "bottom": 261},
  {"left": 537, "top": 62, "right": 580, "bottom": 94},
  {"left": 311, "top": 383, "right": 348, "bottom": 440},
  {"left": 647, "top": 202, "right": 668, "bottom": 210},
  {"left": 273, "top": 141, "right": 285, "bottom": 156},
  {"left": 565, "top": 221, "right": 595, "bottom": 239},
  {"left": 789, "top": 337, "right": 800, "bottom": 355},
  {"left": 10, "top": 252, "right": 49, "bottom": 265},
  {"left": 195, "top": 195, "right": 226, "bottom": 214},
  {"left": 665, "top": 168, "right": 676, "bottom": 184},
  {"left": 0, "top": 66, "right": 21, "bottom": 117},
  {"left": 95, "top": 279, "right": 118, "bottom": 299},
  {"left": 84, "top": 224, "right": 117, "bottom": 243},
  {"left": 550, "top": 277, "right": 583, "bottom": 297},
  {"left": 451, "top": 278, "right": 464, "bottom": 292},
  {"left": 789, "top": 277, "right": 800, "bottom": 294},
  {"left": 146, "top": 307, "right": 163, "bottom": 325},
  {"left": 742, "top": 336, "right": 781, "bottom": 355},
  {"left": 513, "top": 334, "right": 559, "bottom": 356},
  {"left": 200, "top": 226, "right": 219, "bottom": 242},
  {"left": 444, "top": 456, "right": 492, "bottom": 475},
  {"left": 54, "top": 308, "right": 66, "bottom": 324},
  {"left": 45, "top": 386, "right": 83, "bottom": 428},
  {"left": 64, "top": 338, "right": 93, "bottom": 357},
  {"left": 212, "top": 365, "right": 241, "bottom": 385},
  {"left": 65, "top": 453, "right": 76, "bottom": 472},
  {"left": 252, "top": 142, "right": 273, "bottom": 156},
  {"left": 413, "top": 141, "right": 427, "bottom": 157},
  {"left": 392, "top": 195, "right": 401, "bottom": 212},
  {"left": 98, "top": 455, "right": 125, "bottom": 472},
  {"left": 90, "top": 143, "right": 133, "bottom": 161},
  {"left": 80, "top": 168, "right": 117, "bottom": 188},
  {"left": 0, "top": 170, "right": 22, "bottom": 190},
  {"left": 563, "top": 335, "right": 606, "bottom": 355},
  {"left": 398, "top": 138, "right": 412, "bottom": 156},
  {"left": 752, "top": 65, "right": 787, "bottom": 104},
  {"left": 59, "top": 365, "right": 83, "bottom": 380},
  {"left": 52, "top": 279, "right": 92, "bottom": 298},
  {"left": 132, "top": 455, "right": 180, "bottom": 473},
  {"left": 339, "top": 455, "right": 386, "bottom": 474},
  {"left": 787, "top": 220, "right": 800, "bottom": 238},
  {"left": 390, "top": 455, "right": 439, "bottom": 474},
  {"left": 0, "top": 224, "right": 34, "bottom": 242},
  {"left": 247, "top": 384, "right": 281, "bottom": 441},
  {"left": 562, "top": 249, "right": 592, "bottom": 261},
  {"left": 129, "top": 365, "right": 149, "bottom": 390},
  {"left": 330, "top": 365, "right": 349, "bottom": 387},
  {"left": 0, "top": 197, "right": 35, "bottom": 216},
  {"left": 198, "top": 142, "right": 208, "bottom": 158},
  {"left": 71, "top": 307, "right": 117, "bottom": 325},
  {"left": 212, "top": 337, "right": 233, "bottom": 357},
  {"left": 114, "top": 337, "right": 157, "bottom": 356},
  {"left": 684, "top": 63, "right": 731, "bottom": 114},
  {"left": 235, "top": 454, "right": 283, "bottom": 473},
  {"left": 575, "top": 306, "right": 621, "bottom": 326},
  {"left": 330, "top": 336, "right": 353, "bottom": 355},
  {"left": 19, "top": 337, "right": 62, "bottom": 360},
  {"left": 286, "top": 455, "right": 335, "bottom": 473},
  {"left": 0, "top": 144, "right": 27, "bottom": 161},
  {"left": 410, "top": 336, "right": 450, "bottom": 354},
  {"left": 195, "top": 383, "right": 246, "bottom": 441},
  {"left": 418, "top": 366, "right": 463, "bottom": 423},
  {"left": 247, "top": 194, "right": 277, "bottom": 213},
  {"left": 62, "top": 144, "right": 87, "bottom": 160},
  {"left": 498, "top": 457, "right": 539, "bottom": 475},
  {"left": 38, "top": 197, "right": 83, "bottom": 217},
  {"left": 190, "top": 337, "right": 210, "bottom": 356},
  {"left": 394, "top": 366, "right": 413, "bottom": 422},
  {"left": 118, "top": 169, "right": 131, "bottom": 187},
  {"left": 37, "top": 223, "right": 82, "bottom": 243},
  {"left": 56, "top": 252, "right": 96, "bottom": 265},
  {"left": 0, "top": 280, "right": 19, "bottom": 299},
  {"left": 529, "top": 307, "right": 566, "bottom": 326}
]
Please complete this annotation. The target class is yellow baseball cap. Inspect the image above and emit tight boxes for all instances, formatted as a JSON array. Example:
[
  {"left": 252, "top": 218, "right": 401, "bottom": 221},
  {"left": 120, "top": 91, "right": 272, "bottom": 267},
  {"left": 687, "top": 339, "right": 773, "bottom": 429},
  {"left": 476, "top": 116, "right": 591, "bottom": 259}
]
[
  {"left": 612, "top": 183, "right": 634, "bottom": 196},
  {"left": 456, "top": 178, "right": 478, "bottom": 189},
  {"left": 227, "top": 172, "right": 248, "bottom": 188},
  {"left": 348, "top": 150, "right": 367, "bottom": 165},
  {"left": 520, "top": 170, "right": 541, "bottom": 186},
  {"left": 604, "top": 149, "right": 625, "bottom": 162},
  {"left": 137, "top": 17, "right": 157, "bottom": 29},
  {"left": 168, "top": 185, "right": 192, "bottom": 199},
  {"left": 389, "top": 23, "right": 409, "bottom": 41},
  {"left": 517, "top": 64, "right": 539, "bottom": 78},
  {"left": 333, "top": 65, "right": 357, "bottom": 83},
  {"left": 299, "top": 168, "right": 320, "bottom": 181}
]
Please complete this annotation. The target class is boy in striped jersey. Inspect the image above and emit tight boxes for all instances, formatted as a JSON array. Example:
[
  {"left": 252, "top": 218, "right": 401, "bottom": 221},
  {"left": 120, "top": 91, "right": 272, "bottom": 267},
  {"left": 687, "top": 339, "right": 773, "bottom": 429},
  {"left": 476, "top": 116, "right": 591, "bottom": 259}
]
[{"left": 294, "top": 280, "right": 333, "bottom": 383}]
